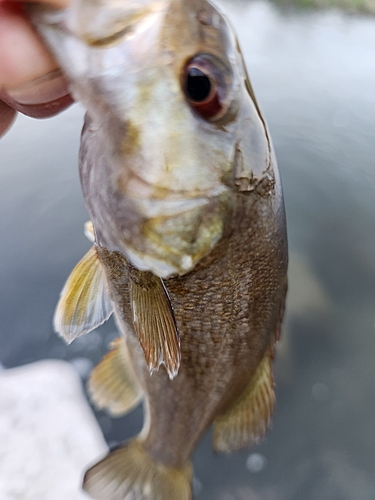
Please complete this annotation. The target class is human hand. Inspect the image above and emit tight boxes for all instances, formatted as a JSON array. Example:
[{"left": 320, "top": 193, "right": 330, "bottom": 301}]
[{"left": 0, "top": 0, "right": 72, "bottom": 138}]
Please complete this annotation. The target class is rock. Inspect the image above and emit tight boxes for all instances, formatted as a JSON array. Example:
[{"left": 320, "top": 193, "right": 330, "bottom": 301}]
[{"left": 0, "top": 360, "right": 108, "bottom": 500}]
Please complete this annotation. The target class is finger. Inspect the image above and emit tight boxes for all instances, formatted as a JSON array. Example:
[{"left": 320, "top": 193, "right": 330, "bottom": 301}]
[
  {"left": 0, "top": 88, "right": 74, "bottom": 118},
  {"left": 0, "top": 3, "right": 72, "bottom": 115},
  {"left": 0, "top": 100, "right": 17, "bottom": 137},
  {"left": 0, "top": 3, "right": 59, "bottom": 89},
  {"left": 2, "top": 0, "right": 70, "bottom": 9}
]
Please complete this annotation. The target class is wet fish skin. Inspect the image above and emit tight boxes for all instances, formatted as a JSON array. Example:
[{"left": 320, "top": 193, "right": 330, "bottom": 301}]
[
  {"left": 29, "top": 0, "right": 288, "bottom": 498},
  {"left": 30, "top": 0, "right": 271, "bottom": 278},
  {"left": 81, "top": 182, "right": 287, "bottom": 498},
  {"left": 83, "top": 185, "right": 287, "bottom": 474},
  {"left": 99, "top": 198, "right": 287, "bottom": 467}
]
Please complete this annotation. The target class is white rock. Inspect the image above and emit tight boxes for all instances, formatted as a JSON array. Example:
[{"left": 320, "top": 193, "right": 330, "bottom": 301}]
[{"left": 0, "top": 360, "right": 108, "bottom": 500}]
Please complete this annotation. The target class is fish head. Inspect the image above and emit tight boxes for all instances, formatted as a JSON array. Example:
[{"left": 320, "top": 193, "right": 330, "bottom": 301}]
[{"left": 31, "top": 0, "right": 272, "bottom": 277}]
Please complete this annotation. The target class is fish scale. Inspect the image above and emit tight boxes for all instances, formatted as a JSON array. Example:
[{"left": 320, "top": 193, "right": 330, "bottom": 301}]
[{"left": 30, "top": 0, "right": 288, "bottom": 497}]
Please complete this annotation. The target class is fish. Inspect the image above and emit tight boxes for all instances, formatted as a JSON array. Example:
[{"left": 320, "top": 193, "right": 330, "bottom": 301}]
[{"left": 30, "top": 0, "right": 288, "bottom": 499}]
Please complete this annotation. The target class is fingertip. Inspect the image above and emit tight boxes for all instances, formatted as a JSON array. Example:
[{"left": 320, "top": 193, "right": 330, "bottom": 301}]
[
  {"left": 2, "top": 0, "right": 70, "bottom": 9},
  {"left": 0, "top": 90, "right": 74, "bottom": 119},
  {"left": 0, "top": 3, "right": 58, "bottom": 89}
]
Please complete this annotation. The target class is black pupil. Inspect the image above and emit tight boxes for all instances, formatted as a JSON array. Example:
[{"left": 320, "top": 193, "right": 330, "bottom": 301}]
[{"left": 187, "top": 68, "right": 211, "bottom": 102}]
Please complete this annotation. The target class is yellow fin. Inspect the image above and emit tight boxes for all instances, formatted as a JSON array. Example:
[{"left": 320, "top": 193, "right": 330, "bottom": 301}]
[
  {"left": 54, "top": 246, "right": 114, "bottom": 343},
  {"left": 213, "top": 348, "right": 275, "bottom": 452},
  {"left": 84, "top": 220, "right": 95, "bottom": 242},
  {"left": 88, "top": 337, "right": 143, "bottom": 417},
  {"left": 129, "top": 270, "right": 180, "bottom": 380},
  {"left": 83, "top": 439, "right": 192, "bottom": 500}
]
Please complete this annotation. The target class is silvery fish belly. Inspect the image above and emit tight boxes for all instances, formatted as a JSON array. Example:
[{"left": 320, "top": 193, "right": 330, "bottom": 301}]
[{"left": 30, "top": 0, "right": 288, "bottom": 499}]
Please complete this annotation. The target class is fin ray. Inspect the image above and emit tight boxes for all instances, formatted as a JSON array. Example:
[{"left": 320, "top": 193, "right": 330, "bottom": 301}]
[
  {"left": 88, "top": 337, "right": 143, "bottom": 417},
  {"left": 54, "top": 246, "right": 114, "bottom": 343},
  {"left": 213, "top": 347, "right": 275, "bottom": 452},
  {"left": 129, "top": 271, "right": 180, "bottom": 379},
  {"left": 83, "top": 439, "right": 192, "bottom": 500}
]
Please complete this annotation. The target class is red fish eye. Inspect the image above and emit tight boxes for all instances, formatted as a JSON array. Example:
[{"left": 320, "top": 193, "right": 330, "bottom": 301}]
[{"left": 183, "top": 56, "right": 227, "bottom": 121}]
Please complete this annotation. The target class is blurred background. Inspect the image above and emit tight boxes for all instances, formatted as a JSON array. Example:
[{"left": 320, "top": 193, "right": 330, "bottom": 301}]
[{"left": 0, "top": 0, "right": 374, "bottom": 498}]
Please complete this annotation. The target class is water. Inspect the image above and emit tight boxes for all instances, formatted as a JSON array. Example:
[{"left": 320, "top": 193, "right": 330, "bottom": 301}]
[{"left": 1, "top": 2, "right": 374, "bottom": 498}]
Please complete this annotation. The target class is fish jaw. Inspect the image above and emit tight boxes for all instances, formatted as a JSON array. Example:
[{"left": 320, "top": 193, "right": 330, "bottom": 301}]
[{"left": 31, "top": 0, "right": 271, "bottom": 277}]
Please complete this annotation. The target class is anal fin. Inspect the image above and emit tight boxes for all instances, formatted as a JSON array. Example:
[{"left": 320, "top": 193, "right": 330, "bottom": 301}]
[
  {"left": 213, "top": 348, "right": 275, "bottom": 452},
  {"left": 88, "top": 338, "right": 143, "bottom": 417}
]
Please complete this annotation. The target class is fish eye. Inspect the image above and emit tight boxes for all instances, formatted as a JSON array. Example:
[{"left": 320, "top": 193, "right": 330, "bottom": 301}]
[
  {"left": 182, "top": 55, "right": 230, "bottom": 121},
  {"left": 186, "top": 68, "right": 211, "bottom": 102}
]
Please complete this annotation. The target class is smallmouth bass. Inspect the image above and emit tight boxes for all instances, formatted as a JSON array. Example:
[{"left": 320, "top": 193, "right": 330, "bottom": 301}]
[{"left": 30, "top": 0, "right": 288, "bottom": 499}]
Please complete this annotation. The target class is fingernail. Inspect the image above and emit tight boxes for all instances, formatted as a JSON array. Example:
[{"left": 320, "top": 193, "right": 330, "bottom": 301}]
[{"left": 6, "top": 69, "right": 69, "bottom": 105}]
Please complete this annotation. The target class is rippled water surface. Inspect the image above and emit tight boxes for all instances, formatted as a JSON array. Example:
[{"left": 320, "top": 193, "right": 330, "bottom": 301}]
[{"left": 1, "top": 2, "right": 374, "bottom": 499}]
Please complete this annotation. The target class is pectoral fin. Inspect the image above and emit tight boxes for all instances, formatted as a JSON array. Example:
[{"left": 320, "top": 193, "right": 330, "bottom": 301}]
[
  {"left": 213, "top": 348, "right": 275, "bottom": 452},
  {"left": 84, "top": 220, "right": 95, "bottom": 242},
  {"left": 129, "top": 269, "right": 180, "bottom": 380},
  {"left": 54, "top": 246, "right": 114, "bottom": 343},
  {"left": 88, "top": 337, "right": 143, "bottom": 417}
]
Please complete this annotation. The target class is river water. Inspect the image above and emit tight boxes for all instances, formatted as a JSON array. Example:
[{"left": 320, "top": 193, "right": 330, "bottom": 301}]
[{"left": 1, "top": 2, "right": 374, "bottom": 499}]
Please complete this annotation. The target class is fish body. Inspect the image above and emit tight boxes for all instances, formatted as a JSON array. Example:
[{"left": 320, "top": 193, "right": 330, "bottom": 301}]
[{"left": 30, "top": 0, "right": 288, "bottom": 498}]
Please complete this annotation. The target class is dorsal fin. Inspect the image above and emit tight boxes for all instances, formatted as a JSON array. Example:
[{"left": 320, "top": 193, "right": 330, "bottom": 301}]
[
  {"left": 88, "top": 337, "right": 143, "bottom": 417},
  {"left": 128, "top": 268, "right": 180, "bottom": 380},
  {"left": 213, "top": 347, "right": 275, "bottom": 452},
  {"left": 54, "top": 246, "right": 114, "bottom": 343}
]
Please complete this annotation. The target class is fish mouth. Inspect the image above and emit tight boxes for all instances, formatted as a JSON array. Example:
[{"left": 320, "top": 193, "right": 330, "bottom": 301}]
[
  {"left": 117, "top": 162, "right": 230, "bottom": 213},
  {"left": 124, "top": 185, "right": 228, "bottom": 218}
]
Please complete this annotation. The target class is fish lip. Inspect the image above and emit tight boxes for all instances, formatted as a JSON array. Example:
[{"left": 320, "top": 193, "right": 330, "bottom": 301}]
[
  {"left": 124, "top": 185, "right": 229, "bottom": 219},
  {"left": 118, "top": 167, "right": 229, "bottom": 216}
]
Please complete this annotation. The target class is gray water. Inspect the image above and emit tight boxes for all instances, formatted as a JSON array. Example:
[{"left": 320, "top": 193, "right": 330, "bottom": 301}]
[{"left": 1, "top": 2, "right": 374, "bottom": 499}]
